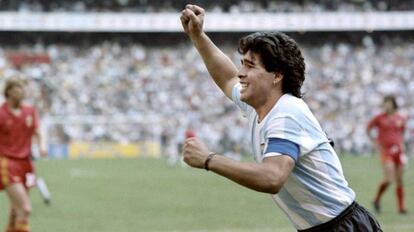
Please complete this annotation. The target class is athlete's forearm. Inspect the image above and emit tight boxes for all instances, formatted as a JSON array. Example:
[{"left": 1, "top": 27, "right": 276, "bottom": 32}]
[
  {"left": 207, "top": 155, "right": 286, "bottom": 194},
  {"left": 366, "top": 128, "right": 376, "bottom": 143},
  {"left": 190, "top": 33, "right": 238, "bottom": 98}
]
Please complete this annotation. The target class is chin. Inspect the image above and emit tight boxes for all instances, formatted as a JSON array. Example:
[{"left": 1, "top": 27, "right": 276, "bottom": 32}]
[
  {"left": 240, "top": 94, "right": 250, "bottom": 104},
  {"left": 240, "top": 93, "right": 246, "bottom": 101}
]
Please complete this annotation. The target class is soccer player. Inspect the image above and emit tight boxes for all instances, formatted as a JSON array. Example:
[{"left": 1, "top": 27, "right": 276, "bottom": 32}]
[
  {"left": 0, "top": 78, "right": 47, "bottom": 232},
  {"left": 367, "top": 95, "right": 407, "bottom": 214},
  {"left": 180, "top": 4, "right": 382, "bottom": 231},
  {"left": 185, "top": 125, "right": 196, "bottom": 139}
]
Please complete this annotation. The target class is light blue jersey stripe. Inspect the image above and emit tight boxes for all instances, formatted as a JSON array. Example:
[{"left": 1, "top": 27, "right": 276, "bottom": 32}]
[
  {"left": 318, "top": 148, "right": 356, "bottom": 198},
  {"left": 231, "top": 83, "right": 252, "bottom": 116},
  {"left": 293, "top": 162, "right": 350, "bottom": 215},
  {"left": 277, "top": 188, "right": 323, "bottom": 226}
]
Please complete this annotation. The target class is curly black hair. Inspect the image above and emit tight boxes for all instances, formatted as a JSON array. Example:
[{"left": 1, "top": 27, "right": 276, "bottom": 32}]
[{"left": 238, "top": 32, "right": 305, "bottom": 98}]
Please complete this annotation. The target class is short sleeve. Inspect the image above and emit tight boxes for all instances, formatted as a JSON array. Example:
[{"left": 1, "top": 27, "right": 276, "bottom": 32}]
[
  {"left": 231, "top": 83, "right": 253, "bottom": 117},
  {"left": 265, "top": 115, "right": 321, "bottom": 156}
]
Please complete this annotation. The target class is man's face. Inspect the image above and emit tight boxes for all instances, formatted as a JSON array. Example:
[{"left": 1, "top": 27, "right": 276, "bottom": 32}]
[
  {"left": 7, "top": 85, "right": 25, "bottom": 103},
  {"left": 237, "top": 50, "right": 276, "bottom": 107},
  {"left": 383, "top": 99, "right": 394, "bottom": 113}
]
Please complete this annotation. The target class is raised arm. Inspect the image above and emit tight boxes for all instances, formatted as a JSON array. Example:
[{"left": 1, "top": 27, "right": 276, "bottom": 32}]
[{"left": 180, "top": 4, "right": 238, "bottom": 99}]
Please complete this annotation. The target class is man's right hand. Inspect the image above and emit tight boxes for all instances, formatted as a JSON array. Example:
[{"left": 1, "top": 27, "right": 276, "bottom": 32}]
[
  {"left": 179, "top": 4, "right": 239, "bottom": 100},
  {"left": 180, "top": 4, "right": 205, "bottom": 39}
]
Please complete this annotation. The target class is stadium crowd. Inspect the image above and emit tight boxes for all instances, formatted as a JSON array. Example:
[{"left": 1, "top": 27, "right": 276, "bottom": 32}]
[
  {"left": 0, "top": 34, "right": 413, "bottom": 156},
  {"left": 1, "top": 0, "right": 414, "bottom": 13}
]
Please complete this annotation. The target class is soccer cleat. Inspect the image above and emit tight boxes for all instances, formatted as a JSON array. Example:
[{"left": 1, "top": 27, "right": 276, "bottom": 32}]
[
  {"left": 373, "top": 201, "right": 381, "bottom": 213},
  {"left": 44, "top": 198, "right": 51, "bottom": 205},
  {"left": 399, "top": 209, "right": 407, "bottom": 215}
]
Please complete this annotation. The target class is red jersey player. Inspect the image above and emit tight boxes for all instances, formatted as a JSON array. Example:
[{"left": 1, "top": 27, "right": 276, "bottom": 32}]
[
  {"left": 367, "top": 95, "right": 407, "bottom": 214},
  {"left": 185, "top": 126, "right": 196, "bottom": 139},
  {"left": 0, "top": 78, "right": 47, "bottom": 232}
]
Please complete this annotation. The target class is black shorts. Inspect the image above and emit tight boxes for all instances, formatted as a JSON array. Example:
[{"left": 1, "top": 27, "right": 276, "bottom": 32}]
[{"left": 298, "top": 202, "right": 382, "bottom": 232}]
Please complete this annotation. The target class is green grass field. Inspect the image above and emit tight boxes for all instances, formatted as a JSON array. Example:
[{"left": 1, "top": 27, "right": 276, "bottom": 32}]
[{"left": 1, "top": 155, "right": 413, "bottom": 232}]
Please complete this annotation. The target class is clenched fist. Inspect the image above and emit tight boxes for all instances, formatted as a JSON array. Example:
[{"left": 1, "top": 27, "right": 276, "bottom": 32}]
[
  {"left": 182, "top": 137, "right": 211, "bottom": 169},
  {"left": 180, "top": 4, "right": 205, "bottom": 38}
]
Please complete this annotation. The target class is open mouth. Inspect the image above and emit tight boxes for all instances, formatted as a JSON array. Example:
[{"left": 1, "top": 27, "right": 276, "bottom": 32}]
[{"left": 240, "top": 82, "right": 248, "bottom": 92}]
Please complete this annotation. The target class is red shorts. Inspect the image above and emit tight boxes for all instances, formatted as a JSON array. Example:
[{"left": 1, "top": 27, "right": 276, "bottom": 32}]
[
  {"left": 380, "top": 144, "right": 406, "bottom": 166},
  {"left": 0, "top": 156, "right": 35, "bottom": 190}
]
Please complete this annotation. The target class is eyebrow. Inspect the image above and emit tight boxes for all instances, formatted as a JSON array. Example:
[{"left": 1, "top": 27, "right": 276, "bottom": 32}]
[{"left": 241, "top": 58, "right": 256, "bottom": 66}]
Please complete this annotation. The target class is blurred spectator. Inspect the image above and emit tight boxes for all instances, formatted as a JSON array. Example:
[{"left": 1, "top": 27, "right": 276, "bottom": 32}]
[
  {"left": 0, "top": 33, "right": 413, "bottom": 156},
  {"left": 1, "top": 0, "right": 414, "bottom": 13}
]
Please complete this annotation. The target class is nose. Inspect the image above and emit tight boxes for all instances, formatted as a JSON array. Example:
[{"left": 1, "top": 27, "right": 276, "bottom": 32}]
[{"left": 237, "top": 68, "right": 247, "bottom": 79}]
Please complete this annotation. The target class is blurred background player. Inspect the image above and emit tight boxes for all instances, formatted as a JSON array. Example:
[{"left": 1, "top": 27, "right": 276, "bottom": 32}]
[
  {"left": 367, "top": 95, "right": 407, "bottom": 214},
  {"left": 0, "top": 78, "right": 47, "bottom": 232},
  {"left": 168, "top": 125, "right": 196, "bottom": 166},
  {"left": 185, "top": 125, "right": 196, "bottom": 139},
  {"left": 224, "top": 145, "right": 242, "bottom": 161}
]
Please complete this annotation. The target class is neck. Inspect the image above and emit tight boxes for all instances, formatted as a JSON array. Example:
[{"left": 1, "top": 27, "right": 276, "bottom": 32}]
[
  {"left": 7, "top": 99, "right": 21, "bottom": 109},
  {"left": 255, "top": 92, "right": 283, "bottom": 122}
]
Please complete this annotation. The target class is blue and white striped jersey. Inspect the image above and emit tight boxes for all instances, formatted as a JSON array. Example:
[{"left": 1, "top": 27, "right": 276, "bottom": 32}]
[{"left": 231, "top": 83, "right": 355, "bottom": 230}]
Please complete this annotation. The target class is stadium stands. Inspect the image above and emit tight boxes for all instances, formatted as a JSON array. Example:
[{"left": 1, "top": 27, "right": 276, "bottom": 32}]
[
  {"left": 0, "top": 32, "right": 413, "bottom": 155},
  {"left": 1, "top": 0, "right": 414, "bottom": 13},
  {"left": 0, "top": 0, "right": 413, "bottom": 156}
]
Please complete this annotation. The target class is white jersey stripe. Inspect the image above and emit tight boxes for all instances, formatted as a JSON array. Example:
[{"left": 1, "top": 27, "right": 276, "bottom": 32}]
[
  {"left": 272, "top": 195, "right": 312, "bottom": 229},
  {"left": 276, "top": 188, "right": 323, "bottom": 226}
]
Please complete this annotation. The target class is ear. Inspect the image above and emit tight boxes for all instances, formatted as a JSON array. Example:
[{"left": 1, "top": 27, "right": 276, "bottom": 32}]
[{"left": 272, "top": 73, "right": 283, "bottom": 85}]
